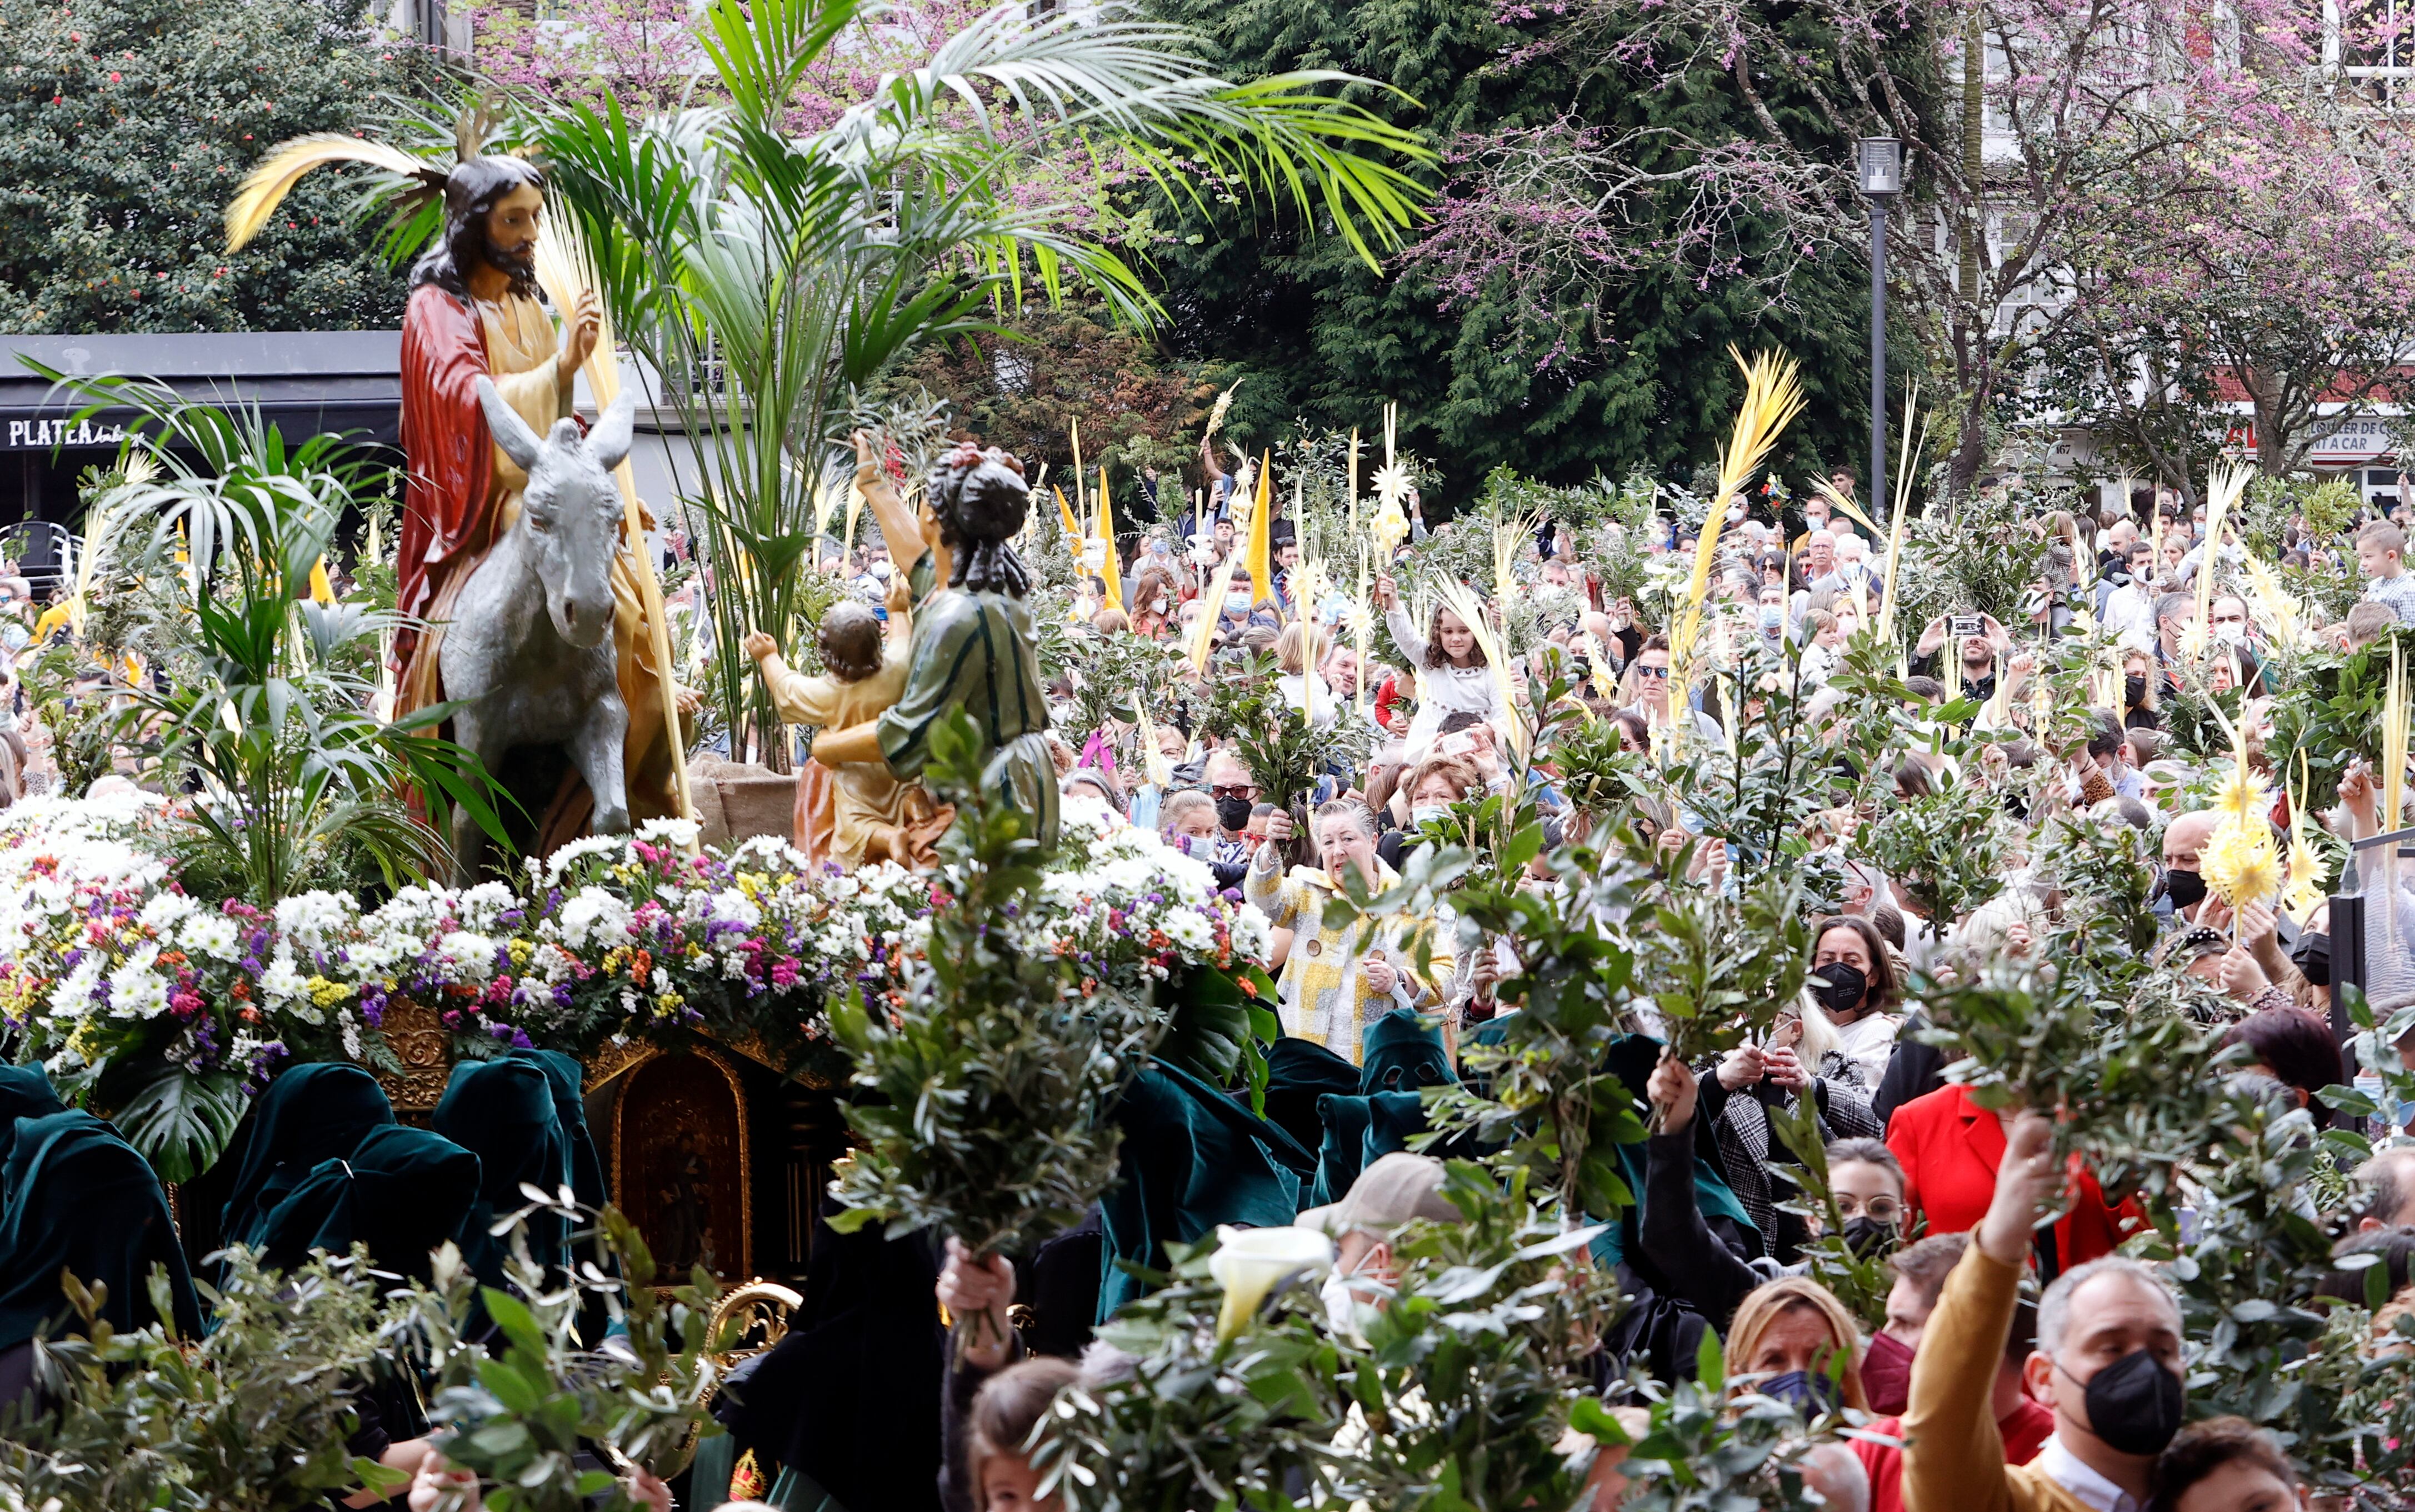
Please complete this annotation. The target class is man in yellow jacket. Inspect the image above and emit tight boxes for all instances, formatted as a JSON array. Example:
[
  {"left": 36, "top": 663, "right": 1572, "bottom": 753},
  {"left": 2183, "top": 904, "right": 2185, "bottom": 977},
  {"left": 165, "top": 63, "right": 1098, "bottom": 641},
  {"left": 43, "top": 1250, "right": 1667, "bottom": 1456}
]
[
  {"left": 1247, "top": 797, "right": 1451, "bottom": 1065},
  {"left": 1904, "top": 1110, "right": 2186, "bottom": 1512}
]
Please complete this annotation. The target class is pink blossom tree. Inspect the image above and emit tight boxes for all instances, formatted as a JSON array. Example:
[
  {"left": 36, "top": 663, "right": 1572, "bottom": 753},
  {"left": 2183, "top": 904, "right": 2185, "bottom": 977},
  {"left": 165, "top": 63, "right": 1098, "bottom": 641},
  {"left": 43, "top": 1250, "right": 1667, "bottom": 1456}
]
[
  {"left": 2038, "top": 118, "right": 2415, "bottom": 491},
  {"left": 1407, "top": 0, "right": 2415, "bottom": 491}
]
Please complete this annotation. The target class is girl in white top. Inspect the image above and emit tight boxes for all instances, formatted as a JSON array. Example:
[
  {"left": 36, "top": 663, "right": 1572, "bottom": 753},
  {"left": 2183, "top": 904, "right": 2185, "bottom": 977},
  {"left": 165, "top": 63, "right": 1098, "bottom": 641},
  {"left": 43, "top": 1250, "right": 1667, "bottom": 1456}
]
[{"left": 1373, "top": 573, "right": 1511, "bottom": 762}]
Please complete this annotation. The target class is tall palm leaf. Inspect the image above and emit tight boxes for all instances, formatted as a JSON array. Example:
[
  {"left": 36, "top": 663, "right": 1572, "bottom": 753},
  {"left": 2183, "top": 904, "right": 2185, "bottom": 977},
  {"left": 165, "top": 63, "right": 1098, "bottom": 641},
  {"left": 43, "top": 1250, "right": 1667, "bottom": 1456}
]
[{"left": 526, "top": 0, "right": 1434, "bottom": 763}]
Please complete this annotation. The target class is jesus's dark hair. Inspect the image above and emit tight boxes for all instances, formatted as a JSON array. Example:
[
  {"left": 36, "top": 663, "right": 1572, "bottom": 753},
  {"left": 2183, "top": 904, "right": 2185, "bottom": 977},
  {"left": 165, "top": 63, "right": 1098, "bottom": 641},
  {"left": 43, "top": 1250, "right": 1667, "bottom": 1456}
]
[{"left": 412, "top": 156, "right": 547, "bottom": 301}]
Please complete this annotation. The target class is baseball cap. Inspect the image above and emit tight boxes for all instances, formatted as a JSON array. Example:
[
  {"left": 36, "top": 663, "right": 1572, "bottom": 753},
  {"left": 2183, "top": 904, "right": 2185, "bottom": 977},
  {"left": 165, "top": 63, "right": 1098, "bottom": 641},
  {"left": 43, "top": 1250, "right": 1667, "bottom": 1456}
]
[{"left": 1294, "top": 1153, "right": 1459, "bottom": 1238}]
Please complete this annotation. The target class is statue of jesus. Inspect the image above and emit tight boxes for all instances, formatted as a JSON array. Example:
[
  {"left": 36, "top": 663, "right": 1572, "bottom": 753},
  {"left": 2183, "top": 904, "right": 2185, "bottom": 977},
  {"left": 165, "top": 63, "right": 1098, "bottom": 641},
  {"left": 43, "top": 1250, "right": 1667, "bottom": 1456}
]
[{"left": 393, "top": 156, "right": 686, "bottom": 828}]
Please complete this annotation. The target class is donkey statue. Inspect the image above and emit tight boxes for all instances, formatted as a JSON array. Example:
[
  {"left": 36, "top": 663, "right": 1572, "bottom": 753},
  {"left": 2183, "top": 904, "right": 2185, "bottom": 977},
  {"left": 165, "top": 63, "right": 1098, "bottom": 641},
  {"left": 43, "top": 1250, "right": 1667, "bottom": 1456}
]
[{"left": 446, "top": 376, "right": 634, "bottom": 883}]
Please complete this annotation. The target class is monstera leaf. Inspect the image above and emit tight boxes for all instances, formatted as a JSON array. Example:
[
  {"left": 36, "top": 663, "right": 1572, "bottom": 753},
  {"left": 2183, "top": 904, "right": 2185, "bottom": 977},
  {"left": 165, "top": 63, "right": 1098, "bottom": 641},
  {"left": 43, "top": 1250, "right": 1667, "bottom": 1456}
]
[
  {"left": 110, "top": 1062, "right": 249, "bottom": 1183},
  {"left": 1157, "top": 963, "right": 1279, "bottom": 1114}
]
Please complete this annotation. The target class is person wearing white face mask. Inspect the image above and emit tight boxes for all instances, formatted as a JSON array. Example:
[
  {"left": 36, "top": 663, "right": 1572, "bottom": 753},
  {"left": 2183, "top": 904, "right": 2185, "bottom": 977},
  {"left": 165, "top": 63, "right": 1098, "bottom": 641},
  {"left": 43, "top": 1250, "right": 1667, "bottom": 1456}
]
[{"left": 1298, "top": 1153, "right": 1465, "bottom": 1340}]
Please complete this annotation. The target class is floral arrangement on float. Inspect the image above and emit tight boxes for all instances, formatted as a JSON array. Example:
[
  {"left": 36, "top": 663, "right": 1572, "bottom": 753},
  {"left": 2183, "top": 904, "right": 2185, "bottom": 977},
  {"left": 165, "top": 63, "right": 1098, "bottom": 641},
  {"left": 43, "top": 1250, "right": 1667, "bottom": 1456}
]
[{"left": 0, "top": 793, "right": 1267, "bottom": 1181}]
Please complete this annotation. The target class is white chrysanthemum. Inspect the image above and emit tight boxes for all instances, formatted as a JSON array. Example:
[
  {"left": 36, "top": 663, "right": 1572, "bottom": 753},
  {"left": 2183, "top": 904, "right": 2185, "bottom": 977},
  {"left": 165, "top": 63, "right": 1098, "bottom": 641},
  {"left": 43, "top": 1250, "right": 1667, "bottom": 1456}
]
[
  {"left": 636, "top": 816, "right": 703, "bottom": 849},
  {"left": 139, "top": 891, "right": 198, "bottom": 932},
  {"left": 457, "top": 880, "right": 521, "bottom": 932},
  {"left": 727, "top": 835, "right": 813, "bottom": 872},
  {"left": 46, "top": 955, "right": 104, "bottom": 1020},
  {"left": 107, "top": 949, "right": 169, "bottom": 1021},
  {"left": 1098, "top": 855, "right": 1159, "bottom": 897},
  {"left": 437, "top": 930, "right": 499, "bottom": 983},
  {"left": 1162, "top": 909, "right": 1215, "bottom": 955},
  {"left": 707, "top": 889, "right": 762, "bottom": 930},
  {"left": 1058, "top": 793, "right": 1115, "bottom": 837},
  {"left": 274, "top": 891, "right": 359, "bottom": 952},
  {"left": 259, "top": 947, "right": 310, "bottom": 1007},
  {"left": 555, "top": 888, "right": 632, "bottom": 952},
  {"left": 180, "top": 912, "right": 243, "bottom": 963},
  {"left": 542, "top": 835, "right": 623, "bottom": 886},
  {"left": 371, "top": 885, "right": 458, "bottom": 942},
  {"left": 1228, "top": 903, "right": 1272, "bottom": 960}
]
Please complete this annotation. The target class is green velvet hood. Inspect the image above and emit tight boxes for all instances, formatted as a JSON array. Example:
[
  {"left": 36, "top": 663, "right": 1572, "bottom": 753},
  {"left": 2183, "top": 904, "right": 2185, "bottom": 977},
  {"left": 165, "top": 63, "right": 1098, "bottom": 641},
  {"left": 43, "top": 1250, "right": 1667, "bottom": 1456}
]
[
  {"left": 0, "top": 1067, "right": 66, "bottom": 1157},
  {"left": 1097, "top": 1062, "right": 1315, "bottom": 1321},
  {"left": 1358, "top": 1008, "right": 1455, "bottom": 1094},
  {"left": 219, "top": 1062, "right": 396, "bottom": 1254},
  {"left": 255, "top": 1124, "right": 482, "bottom": 1281},
  {"left": 0, "top": 1110, "right": 202, "bottom": 1349},
  {"left": 432, "top": 1057, "right": 569, "bottom": 1290},
  {"left": 509, "top": 1050, "right": 607, "bottom": 1209}
]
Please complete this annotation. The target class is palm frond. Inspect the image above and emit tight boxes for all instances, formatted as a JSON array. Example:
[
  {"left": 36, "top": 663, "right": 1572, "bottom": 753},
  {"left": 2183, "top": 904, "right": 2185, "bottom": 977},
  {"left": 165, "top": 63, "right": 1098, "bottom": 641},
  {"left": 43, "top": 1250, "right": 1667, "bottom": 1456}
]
[{"left": 225, "top": 133, "right": 443, "bottom": 252}]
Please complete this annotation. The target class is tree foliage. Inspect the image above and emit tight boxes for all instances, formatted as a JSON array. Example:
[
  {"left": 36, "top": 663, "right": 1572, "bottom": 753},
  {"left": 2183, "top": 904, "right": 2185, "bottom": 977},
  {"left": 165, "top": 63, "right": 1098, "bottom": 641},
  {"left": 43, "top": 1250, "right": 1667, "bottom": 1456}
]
[
  {"left": 0, "top": 0, "right": 431, "bottom": 333},
  {"left": 1133, "top": 0, "right": 1887, "bottom": 505}
]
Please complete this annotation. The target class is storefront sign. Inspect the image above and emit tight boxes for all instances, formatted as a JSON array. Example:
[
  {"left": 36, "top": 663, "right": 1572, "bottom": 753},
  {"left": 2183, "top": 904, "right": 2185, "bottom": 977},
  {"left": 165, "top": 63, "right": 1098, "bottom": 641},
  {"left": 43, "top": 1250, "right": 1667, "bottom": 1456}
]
[{"left": 2, "top": 414, "right": 128, "bottom": 451}]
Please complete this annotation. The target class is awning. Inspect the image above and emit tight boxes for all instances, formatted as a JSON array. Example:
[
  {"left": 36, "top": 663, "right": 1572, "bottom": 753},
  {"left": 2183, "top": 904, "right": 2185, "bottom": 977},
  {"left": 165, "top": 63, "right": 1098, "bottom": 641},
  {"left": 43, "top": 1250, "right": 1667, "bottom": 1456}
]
[{"left": 0, "top": 331, "right": 402, "bottom": 453}]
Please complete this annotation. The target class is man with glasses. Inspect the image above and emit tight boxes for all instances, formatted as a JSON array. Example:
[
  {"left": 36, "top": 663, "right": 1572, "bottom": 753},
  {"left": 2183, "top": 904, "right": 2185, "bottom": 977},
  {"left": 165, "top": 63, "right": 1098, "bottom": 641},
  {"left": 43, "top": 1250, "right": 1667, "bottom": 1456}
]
[{"left": 1201, "top": 750, "right": 1258, "bottom": 889}]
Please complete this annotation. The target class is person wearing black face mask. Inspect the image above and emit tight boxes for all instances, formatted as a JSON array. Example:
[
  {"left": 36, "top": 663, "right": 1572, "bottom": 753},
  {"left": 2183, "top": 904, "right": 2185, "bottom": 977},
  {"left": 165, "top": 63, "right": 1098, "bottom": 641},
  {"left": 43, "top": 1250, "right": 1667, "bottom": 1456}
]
[
  {"left": 1903, "top": 1111, "right": 2187, "bottom": 1512},
  {"left": 1198, "top": 752, "right": 1259, "bottom": 890},
  {"left": 1807, "top": 918, "right": 1903, "bottom": 1091},
  {"left": 2157, "top": 809, "right": 2219, "bottom": 928}
]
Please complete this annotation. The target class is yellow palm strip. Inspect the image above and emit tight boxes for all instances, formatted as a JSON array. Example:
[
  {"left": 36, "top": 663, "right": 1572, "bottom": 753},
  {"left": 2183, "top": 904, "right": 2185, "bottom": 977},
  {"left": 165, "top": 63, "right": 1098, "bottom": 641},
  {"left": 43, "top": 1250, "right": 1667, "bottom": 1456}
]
[{"left": 1668, "top": 349, "right": 1807, "bottom": 757}]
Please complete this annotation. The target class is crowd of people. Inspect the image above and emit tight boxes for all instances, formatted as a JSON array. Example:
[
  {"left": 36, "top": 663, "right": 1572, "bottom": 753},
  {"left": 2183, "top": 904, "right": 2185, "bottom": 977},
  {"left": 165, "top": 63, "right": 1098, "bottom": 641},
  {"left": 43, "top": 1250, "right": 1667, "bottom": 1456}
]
[
  {"left": 863, "top": 461, "right": 2415, "bottom": 1512},
  {"left": 9, "top": 447, "right": 2415, "bottom": 1512}
]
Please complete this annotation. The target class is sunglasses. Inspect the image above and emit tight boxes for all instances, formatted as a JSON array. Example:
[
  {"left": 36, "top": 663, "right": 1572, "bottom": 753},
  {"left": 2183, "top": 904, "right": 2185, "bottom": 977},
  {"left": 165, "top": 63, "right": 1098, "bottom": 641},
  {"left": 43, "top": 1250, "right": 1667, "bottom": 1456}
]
[
  {"left": 1636, "top": 665, "right": 1670, "bottom": 680},
  {"left": 1208, "top": 783, "right": 1258, "bottom": 800}
]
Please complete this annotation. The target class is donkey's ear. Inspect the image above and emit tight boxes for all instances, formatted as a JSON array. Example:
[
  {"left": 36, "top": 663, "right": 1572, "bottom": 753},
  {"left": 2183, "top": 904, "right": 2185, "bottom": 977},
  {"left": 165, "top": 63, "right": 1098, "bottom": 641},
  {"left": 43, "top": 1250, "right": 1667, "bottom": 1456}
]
[
  {"left": 587, "top": 390, "right": 636, "bottom": 474},
  {"left": 476, "top": 376, "right": 546, "bottom": 473}
]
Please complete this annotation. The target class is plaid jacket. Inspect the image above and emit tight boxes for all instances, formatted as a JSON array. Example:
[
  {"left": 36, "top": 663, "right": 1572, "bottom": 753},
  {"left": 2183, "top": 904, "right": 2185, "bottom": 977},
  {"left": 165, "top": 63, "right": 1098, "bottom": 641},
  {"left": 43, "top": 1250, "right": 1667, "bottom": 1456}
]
[{"left": 1244, "top": 854, "right": 1452, "bottom": 1065}]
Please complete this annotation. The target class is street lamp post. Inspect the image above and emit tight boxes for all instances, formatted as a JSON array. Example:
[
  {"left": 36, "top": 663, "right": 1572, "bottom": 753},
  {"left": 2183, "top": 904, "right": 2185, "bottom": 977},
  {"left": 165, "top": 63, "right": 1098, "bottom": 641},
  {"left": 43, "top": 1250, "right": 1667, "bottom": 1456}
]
[{"left": 1857, "top": 137, "right": 1902, "bottom": 522}]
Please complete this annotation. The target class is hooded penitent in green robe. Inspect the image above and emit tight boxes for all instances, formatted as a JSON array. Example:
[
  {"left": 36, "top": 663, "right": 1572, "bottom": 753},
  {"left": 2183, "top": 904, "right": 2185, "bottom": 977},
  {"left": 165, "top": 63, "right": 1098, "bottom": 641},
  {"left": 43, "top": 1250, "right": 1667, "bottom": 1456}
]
[
  {"left": 0, "top": 1068, "right": 64, "bottom": 1157},
  {"left": 254, "top": 1125, "right": 482, "bottom": 1281},
  {"left": 433, "top": 1058, "right": 569, "bottom": 1290},
  {"left": 218, "top": 1063, "right": 396, "bottom": 1258},
  {"left": 1578, "top": 1034, "right": 1754, "bottom": 1269},
  {"left": 1260, "top": 1037, "right": 1359, "bottom": 1162},
  {"left": 1309, "top": 1010, "right": 1458, "bottom": 1205},
  {"left": 1358, "top": 1009, "right": 1454, "bottom": 1094},
  {"left": 509, "top": 1049, "right": 617, "bottom": 1341},
  {"left": 1097, "top": 1062, "right": 1317, "bottom": 1321},
  {"left": 0, "top": 1111, "right": 202, "bottom": 1348},
  {"left": 511, "top": 1050, "right": 607, "bottom": 1210}
]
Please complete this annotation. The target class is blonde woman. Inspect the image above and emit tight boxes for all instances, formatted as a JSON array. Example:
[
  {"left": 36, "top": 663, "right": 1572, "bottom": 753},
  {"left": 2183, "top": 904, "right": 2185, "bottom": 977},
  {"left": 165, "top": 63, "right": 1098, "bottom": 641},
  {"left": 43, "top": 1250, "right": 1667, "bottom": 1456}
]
[{"left": 1723, "top": 1275, "right": 1871, "bottom": 1415}]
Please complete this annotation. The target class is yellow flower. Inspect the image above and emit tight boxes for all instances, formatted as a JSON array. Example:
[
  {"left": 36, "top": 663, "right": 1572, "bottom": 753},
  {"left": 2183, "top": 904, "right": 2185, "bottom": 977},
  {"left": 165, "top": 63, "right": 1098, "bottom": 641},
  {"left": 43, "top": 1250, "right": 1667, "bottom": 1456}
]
[
  {"left": 508, "top": 938, "right": 535, "bottom": 967},
  {"left": 2211, "top": 762, "right": 2271, "bottom": 824},
  {"left": 2281, "top": 836, "right": 2328, "bottom": 923},
  {"left": 2201, "top": 816, "right": 2282, "bottom": 907},
  {"left": 306, "top": 975, "right": 351, "bottom": 1009},
  {"left": 654, "top": 990, "right": 684, "bottom": 1016}
]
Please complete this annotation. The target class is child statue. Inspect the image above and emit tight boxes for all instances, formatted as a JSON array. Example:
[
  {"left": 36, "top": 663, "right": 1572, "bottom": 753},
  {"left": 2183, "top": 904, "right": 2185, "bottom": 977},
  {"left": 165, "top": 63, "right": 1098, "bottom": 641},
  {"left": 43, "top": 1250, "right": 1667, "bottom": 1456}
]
[
  {"left": 811, "top": 438, "right": 1056, "bottom": 852},
  {"left": 743, "top": 569, "right": 939, "bottom": 868}
]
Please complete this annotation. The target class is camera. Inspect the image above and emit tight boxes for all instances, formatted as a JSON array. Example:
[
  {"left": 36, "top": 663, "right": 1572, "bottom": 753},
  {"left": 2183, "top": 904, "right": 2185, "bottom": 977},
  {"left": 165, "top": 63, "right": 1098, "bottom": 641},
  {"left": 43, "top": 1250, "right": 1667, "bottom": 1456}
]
[{"left": 1949, "top": 614, "right": 1984, "bottom": 640}]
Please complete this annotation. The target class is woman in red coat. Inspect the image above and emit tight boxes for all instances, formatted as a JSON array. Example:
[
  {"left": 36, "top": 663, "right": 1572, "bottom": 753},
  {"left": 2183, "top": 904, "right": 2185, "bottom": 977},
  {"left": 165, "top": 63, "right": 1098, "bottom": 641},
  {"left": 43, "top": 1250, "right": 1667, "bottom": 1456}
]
[{"left": 1883, "top": 1083, "right": 2142, "bottom": 1278}]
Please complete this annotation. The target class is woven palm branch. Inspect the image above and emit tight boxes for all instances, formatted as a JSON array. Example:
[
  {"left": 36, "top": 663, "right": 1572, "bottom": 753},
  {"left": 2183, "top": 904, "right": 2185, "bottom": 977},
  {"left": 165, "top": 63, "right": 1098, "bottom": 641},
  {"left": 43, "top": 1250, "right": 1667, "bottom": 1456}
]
[
  {"left": 1668, "top": 350, "right": 1806, "bottom": 752},
  {"left": 224, "top": 133, "right": 447, "bottom": 252},
  {"left": 2184, "top": 464, "right": 2254, "bottom": 657}
]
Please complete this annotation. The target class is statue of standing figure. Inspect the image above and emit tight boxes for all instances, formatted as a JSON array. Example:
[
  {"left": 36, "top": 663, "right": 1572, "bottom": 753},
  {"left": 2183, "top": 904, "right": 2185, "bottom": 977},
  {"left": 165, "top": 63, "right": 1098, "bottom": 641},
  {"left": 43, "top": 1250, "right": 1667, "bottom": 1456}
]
[
  {"left": 391, "top": 157, "right": 688, "bottom": 845},
  {"left": 809, "top": 434, "right": 1057, "bottom": 854}
]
